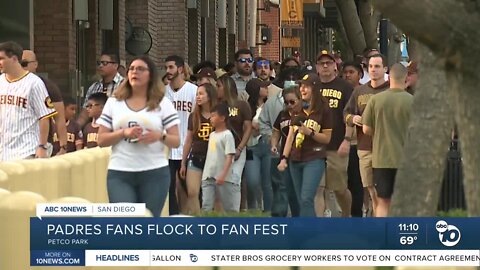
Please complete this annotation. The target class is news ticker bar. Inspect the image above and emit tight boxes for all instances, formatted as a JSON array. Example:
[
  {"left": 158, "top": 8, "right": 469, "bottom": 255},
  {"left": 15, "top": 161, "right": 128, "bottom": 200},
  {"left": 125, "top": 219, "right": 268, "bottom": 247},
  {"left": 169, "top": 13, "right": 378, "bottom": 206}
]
[{"left": 31, "top": 250, "right": 480, "bottom": 266}]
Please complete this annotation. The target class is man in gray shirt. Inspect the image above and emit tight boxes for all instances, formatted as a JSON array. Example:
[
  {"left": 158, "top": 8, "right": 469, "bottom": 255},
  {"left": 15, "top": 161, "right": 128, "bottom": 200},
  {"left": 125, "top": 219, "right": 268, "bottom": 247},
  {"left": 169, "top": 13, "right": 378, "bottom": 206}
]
[{"left": 231, "top": 49, "right": 255, "bottom": 101}]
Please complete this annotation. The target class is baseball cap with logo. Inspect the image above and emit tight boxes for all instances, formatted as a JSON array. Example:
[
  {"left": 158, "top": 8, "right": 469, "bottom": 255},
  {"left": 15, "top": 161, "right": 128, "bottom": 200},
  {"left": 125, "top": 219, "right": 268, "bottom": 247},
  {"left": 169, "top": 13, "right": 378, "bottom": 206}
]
[
  {"left": 215, "top": 68, "right": 227, "bottom": 78},
  {"left": 195, "top": 67, "right": 217, "bottom": 80},
  {"left": 297, "top": 73, "right": 321, "bottom": 90},
  {"left": 245, "top": 78, "right": 271, "bottom": 97},
  {"left": 316, "top": 50, "right": 335, "bottom": 62}
]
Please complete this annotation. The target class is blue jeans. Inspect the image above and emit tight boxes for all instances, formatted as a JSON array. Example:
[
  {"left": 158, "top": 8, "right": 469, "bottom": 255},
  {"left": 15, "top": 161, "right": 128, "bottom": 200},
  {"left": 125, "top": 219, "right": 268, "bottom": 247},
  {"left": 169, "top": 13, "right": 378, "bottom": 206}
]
[
  {"left": 289, "top": 159, "right": 326, "bottom": 217},
  {"left": 244, "top": 139, "right": 272, "bottom": 211},
  {"left": 107, "top": 166, "right": 170, "bottom": 217},
  {"left": 271, "top": 156, "right": 300, "bottom": 217}
]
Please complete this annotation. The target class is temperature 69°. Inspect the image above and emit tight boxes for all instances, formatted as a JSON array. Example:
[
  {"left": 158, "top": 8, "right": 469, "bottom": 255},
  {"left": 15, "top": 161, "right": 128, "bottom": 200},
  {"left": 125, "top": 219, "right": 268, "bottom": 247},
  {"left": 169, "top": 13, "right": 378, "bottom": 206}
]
[{"left": 400, "top": 236, "right": 418, "bottom": 245}]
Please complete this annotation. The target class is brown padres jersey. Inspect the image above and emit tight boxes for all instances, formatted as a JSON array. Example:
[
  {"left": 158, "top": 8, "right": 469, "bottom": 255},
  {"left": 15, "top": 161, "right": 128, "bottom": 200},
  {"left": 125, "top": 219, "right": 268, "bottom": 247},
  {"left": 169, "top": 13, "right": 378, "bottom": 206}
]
[
  {"left": 343, "top": 81, "right": 389, "bottom": 151},
  {"left": 83, "top": 121, "right": 99, "bottom": 148},
  {"left": 187, "top": 113, "right": 213, "bottom": 157},
  {"left": 50, "top": 120, "right": 82, "bottom": 154},
  {"left": 290, "top": 106, "right": 333, "bottom": 162},
  {"left": 319, "top": 77, "right": 353, "bottom": 151},
  {"left": 39, "top": 76, "right": 63, "bottom": 103},
  {"left": 273, "top": 110, "right": 294, "bottom": 154},
  {"left": 226, "top": 100, "right": 252, "bottom": 147}
]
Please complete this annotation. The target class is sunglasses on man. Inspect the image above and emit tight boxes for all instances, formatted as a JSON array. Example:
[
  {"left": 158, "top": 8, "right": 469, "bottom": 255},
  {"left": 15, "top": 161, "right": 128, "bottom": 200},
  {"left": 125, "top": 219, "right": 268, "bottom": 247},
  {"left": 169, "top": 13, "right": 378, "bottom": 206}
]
[
  {"left": 20, "top": 60, "right": 36, "bottom": 67},
  {"left": 237, "top": 57, "right": 254, "bottom": 64}
]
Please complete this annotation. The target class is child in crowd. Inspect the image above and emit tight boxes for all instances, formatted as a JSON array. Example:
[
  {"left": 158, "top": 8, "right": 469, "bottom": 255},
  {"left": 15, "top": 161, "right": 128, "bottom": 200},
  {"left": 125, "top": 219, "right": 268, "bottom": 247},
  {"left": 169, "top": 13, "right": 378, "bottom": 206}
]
[
  {"left": 50, "top": 97, "right": 83, "bottom": 154},
  {"left": 201, "top": 103, "right": 237, "bottom": 212},
  {"left": 83, "top": 92, "right": 108, "bottom": 148}
]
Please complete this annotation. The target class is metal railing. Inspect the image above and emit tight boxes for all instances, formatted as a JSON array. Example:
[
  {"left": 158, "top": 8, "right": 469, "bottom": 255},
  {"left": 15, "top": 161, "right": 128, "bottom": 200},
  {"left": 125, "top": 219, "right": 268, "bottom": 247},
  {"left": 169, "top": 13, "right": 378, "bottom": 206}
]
[{"left": 438, "top": 138, "right": 465, "bottom": 212}]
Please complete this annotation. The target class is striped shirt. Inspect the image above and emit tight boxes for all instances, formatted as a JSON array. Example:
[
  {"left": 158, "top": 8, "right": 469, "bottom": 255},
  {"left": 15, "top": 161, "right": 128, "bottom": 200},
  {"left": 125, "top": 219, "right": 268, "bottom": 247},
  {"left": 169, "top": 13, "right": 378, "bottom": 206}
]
[
  {"left": 83, "top": 72, "right": 124, "bottom": 107},
  {"left": 97, "top": 97, "right": 180, "bottom": 171},
  {"left": 0, "top": 72, "right": 57, "bottom": 161},
  {"left": 165, "top": 81, "right": 197, "bottom": 160}
]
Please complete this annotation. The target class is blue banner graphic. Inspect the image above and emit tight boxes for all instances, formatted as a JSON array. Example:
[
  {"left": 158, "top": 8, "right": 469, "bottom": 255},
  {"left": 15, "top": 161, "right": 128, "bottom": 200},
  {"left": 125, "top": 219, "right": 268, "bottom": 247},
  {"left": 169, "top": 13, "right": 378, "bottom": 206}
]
[{"left": 30, "top": 218, "right": 479, "bottom": 250}]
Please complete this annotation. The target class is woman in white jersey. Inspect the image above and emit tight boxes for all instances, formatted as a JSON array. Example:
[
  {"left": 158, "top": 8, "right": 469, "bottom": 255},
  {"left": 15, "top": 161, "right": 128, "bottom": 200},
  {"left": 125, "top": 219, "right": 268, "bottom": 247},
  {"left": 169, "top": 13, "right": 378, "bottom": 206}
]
[{"left": 97, "top": 55, "right": 180, "bottom": 217}]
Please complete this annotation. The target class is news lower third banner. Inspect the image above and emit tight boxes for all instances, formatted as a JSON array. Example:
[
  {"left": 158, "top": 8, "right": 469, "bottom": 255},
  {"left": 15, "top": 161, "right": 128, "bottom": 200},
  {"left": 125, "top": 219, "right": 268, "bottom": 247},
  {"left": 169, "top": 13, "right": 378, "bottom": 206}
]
[{"left": 30, "top": 215, "right": 480, "bottom": 267}]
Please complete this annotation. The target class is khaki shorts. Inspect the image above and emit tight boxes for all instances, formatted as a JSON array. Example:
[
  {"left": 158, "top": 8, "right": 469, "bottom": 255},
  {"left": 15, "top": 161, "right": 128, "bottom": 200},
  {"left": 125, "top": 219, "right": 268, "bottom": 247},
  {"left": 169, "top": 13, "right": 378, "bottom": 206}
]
[
  {"left": 357, "top": 150, "right": 373, "bottom": 187},
  {"left": 324, "top": 151, "right": 349, "bottom": 191}
]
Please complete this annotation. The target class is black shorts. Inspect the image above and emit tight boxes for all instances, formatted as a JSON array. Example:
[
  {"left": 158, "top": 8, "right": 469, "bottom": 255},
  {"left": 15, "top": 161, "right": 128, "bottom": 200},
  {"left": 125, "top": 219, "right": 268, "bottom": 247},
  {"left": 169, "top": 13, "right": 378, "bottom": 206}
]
[{"left": 373, "top": 168, "right": 397, "bottom": 199}]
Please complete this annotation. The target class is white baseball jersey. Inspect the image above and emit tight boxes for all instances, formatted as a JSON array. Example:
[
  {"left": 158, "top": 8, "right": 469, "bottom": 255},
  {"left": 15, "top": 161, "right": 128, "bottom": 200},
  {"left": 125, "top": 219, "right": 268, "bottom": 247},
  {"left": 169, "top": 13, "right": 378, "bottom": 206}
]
[
  {"left": 0, "top": 72, "right": 57, "bottom": 161},
  {"left": 96, "top": 97, "right": 180, "bottom": 171},
  {"left": 165, "top": 81, "right": 197, "bottom": 160}
]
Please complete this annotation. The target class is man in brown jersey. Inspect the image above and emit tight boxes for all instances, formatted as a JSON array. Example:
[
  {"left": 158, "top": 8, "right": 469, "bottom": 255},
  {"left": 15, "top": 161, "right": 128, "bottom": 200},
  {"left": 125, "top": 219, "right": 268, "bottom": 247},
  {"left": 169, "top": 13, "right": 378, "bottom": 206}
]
[
  {"left": 343, "top": 54, "right": 389, "bottom": 217},
  {"left": 22, "top": 50, "right": 68, "bottom": 155},
  {"left": 315, "top": 50, "right": 353, "bottom": 217}
]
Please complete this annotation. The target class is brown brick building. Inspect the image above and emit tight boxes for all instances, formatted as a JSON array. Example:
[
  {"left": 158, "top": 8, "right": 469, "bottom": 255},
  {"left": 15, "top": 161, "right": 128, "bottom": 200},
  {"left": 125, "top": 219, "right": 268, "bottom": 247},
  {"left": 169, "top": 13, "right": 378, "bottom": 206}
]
[
  {"left": 1, "top": 0, "right": 329, "bottom": 100},
  {"left": 1, "top": 0, "right": 278, "bottom": 98}
]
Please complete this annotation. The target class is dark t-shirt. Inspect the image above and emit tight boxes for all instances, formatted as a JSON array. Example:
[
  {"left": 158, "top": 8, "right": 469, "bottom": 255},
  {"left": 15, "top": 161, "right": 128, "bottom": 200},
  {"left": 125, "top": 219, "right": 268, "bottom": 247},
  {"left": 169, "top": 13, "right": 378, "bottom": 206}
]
[
  {"left": 83, "top": 122, "right": 99, "bottom": 148},
  {"left": 320, "top": 77, "right": 353, "bottom": 150},
  {"left": 273, "top": 110, "right": 293, "bottom": 154},
  {"left": 187, "top": 113, "right": 213, "bottom": 157},
  {"left": 226, "top": 100, "right": 252, "bottom": 147},
  {"left": 50, "top": 120, "right": 82, "bottom": 155},
  {"left": 290, "top": 106, "right": 333, "bottom": 162},
  {"left": 39, "top": 76, "right": 63, "bottom": 102}
]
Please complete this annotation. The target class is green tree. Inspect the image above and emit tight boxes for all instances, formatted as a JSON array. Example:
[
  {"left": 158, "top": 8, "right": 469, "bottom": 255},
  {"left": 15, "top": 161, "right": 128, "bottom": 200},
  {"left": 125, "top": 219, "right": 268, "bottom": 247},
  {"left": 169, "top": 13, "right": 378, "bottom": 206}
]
[{"left": 373, "top": 0, "right": 480, "bottom": 216}]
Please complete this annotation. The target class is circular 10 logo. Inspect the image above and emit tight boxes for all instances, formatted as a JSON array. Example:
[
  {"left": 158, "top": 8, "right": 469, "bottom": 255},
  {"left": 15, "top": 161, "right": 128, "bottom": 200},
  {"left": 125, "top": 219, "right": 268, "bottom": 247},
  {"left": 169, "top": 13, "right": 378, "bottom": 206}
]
[{"left": 436, "top": 220, "right": 461, "bottom": 247}]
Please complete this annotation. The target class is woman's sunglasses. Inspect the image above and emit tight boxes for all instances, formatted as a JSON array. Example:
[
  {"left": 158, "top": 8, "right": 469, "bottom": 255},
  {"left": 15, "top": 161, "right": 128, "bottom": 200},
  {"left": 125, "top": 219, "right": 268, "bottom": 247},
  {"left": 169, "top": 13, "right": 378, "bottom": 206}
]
[{"left": 284, "top": 99, "right": 297, "bottom": 106}]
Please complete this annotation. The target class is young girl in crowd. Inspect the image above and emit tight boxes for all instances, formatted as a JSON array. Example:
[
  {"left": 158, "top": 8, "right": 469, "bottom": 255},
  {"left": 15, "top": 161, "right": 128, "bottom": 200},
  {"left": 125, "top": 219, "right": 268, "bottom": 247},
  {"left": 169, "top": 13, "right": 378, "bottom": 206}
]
[{"left": 180, "top": 83, "right": 217, "bottom": 214}]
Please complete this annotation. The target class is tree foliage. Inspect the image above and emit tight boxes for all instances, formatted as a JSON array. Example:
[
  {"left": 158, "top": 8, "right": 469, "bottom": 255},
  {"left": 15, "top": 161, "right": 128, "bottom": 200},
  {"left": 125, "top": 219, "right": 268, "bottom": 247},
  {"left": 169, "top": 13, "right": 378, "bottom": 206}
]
[{"left": 373, "top": 0, "right": 480, "bottom": 216}]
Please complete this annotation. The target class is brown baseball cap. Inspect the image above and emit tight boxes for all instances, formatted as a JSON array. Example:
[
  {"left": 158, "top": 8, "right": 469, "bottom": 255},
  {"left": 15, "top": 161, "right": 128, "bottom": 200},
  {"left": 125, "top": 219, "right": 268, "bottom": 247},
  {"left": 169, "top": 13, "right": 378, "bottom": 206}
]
[
  {"left": 297, "top": 73, "right": 321, "bottom": 88},
  {"left": 407, "top": 61, "right": 418, "bottom": 74},
  {"left": 196, "top": 67, "right": 217, "bottom": 80},
  {"left": 245, "top": 78, "right": 271, "bottom": 96},
  {"left": 316, "top": 50, "right": 335, "bottom": 61}
]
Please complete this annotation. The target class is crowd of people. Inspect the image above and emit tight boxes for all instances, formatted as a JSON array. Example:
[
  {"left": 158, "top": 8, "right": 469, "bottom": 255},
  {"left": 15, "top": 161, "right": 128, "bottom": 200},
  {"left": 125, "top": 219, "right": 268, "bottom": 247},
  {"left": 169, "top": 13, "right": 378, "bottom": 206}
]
[{"left": 0, "top": 40, "right": 419, "bottom": 217}]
